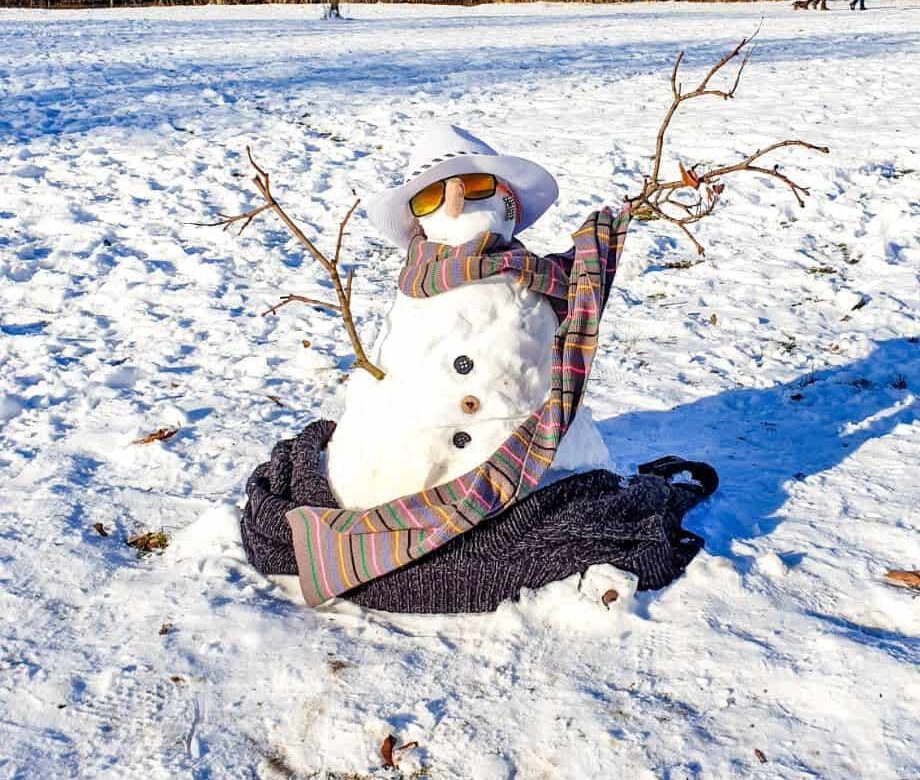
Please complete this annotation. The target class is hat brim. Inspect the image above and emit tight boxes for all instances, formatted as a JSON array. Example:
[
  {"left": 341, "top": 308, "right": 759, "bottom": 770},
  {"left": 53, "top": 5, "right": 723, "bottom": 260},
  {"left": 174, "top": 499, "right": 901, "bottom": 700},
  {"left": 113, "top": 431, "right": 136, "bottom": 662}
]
[{"left": 364, "top": 154, "right": 558, "bottom": 249}]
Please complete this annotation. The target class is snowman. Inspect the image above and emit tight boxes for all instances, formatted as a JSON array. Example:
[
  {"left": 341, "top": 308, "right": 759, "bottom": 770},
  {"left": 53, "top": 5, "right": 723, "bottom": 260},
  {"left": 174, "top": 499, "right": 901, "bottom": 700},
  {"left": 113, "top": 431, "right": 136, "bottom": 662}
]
[
  {"left": 240, "top": 123, "right": 717, "bottom": 611},
  {"left": 326, "top": 124, "right": 611, "bottom": 509}
]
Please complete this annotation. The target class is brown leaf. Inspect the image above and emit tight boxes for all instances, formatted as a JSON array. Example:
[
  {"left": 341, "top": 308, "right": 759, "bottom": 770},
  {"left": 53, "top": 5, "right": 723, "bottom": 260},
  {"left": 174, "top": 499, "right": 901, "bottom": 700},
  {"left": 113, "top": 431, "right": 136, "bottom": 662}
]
[
  {"left": 170, "top": 675, "right": 185, "bottom": 685},
  {"left": 380, "top": 735, "right": 419, "bottom": 769},
  {"left": 328, "top": 659, "right": 347, "bottom": 674},
  {"left": 380, "top": 734, "right": 397, "bottom": 769},
  {"left": 126, "top": 531, "right": 170, "bottom": 553},
  {"left": 754, "top": 748, "right": 767, "bottom": 764},
  {"left": 302, "top": 339, "right": 311, "bottom": 348},
  {"left": 159, "top": 622, "right": 173, "bottom": 636},
  {"left": 132, "top": 426, "right": 179, "bottom": 445},
  {"left": 885, "top": 570, "right": 920, "bottom": 589},
  {"left": 266, "top": 394, "right": 284, "bottom": 408},
  {"left": 679, "top": 162, "right": 700, "bottom": 189},
  {"left": 92, "top": 522, "right": 109, "bottom": 537},
  {"left": 602, "top": 589, "right": 619, "bottom": 607}
]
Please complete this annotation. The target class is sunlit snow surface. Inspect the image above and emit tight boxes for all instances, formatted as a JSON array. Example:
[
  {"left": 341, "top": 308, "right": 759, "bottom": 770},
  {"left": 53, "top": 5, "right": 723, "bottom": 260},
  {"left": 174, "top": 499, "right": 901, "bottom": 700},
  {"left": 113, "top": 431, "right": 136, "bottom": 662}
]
[{"left": 1, "top": 2, "right": 918, "bottom": 777}]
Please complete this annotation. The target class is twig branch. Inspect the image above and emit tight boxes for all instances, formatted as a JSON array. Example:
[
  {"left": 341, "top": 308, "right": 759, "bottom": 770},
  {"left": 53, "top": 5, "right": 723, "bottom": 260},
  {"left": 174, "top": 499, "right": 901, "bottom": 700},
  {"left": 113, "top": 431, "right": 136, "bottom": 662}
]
[
  {"left": 261, "top": 295, "right": 342, "bottom": 317},
  {"left": 345, "top": 269, "right": 355, "bottom": 306},
  {"left": 335, "top": 198, "right": 360, "bottom": 266},
  {"left": 194, "top": 203, "right": 273, "bottom": 235},
  {"left": 204, "top": 147, "right": 384, "bottom": 380},
  {"left": 629, "top": 27, "right": 829, "bottom": 256}
]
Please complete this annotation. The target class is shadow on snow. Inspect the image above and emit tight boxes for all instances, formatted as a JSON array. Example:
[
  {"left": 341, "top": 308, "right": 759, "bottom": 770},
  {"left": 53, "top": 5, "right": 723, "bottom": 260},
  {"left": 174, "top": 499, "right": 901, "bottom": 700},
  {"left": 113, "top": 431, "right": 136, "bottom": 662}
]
[
  {"left": 598, "top": 336, "right": 918, "bottom": 559},
  {"left": 1, "top": 15, "right": 917, "bottom": 142}
]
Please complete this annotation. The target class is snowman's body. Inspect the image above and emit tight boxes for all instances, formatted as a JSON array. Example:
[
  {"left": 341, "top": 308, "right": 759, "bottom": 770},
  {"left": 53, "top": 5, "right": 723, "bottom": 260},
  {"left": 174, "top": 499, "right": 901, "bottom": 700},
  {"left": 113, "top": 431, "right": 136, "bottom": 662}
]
[
  {"left": 327, "top": 169, "right": 610, "bottom": 509},
  {"left": 326, "top": 267, "right": 610, "bottom": 510}
]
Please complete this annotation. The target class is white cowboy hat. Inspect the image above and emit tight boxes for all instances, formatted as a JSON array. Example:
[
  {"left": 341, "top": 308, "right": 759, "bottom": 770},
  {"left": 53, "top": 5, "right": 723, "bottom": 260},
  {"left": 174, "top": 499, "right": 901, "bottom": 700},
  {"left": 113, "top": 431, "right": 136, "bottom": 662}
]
[{"left": 363, "top": 124, "right": 559, "bottom": 249}]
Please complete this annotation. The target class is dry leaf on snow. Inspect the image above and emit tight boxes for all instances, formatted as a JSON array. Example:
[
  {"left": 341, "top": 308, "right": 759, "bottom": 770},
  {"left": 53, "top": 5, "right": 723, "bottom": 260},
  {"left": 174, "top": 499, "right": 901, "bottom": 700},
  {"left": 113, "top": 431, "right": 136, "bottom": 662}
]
[
  {"left": 678, "top": 161, "right": 701, "bottom": 189},
  {"left": 885, "top": 570, "right": 920, "bottom": 589},
  {"left": 380, "top": 734, "right": 419, "bottom": 769},
  {"left": 132, "top": 426, "right": 179, "bottom": 445},
  {"left": 380, "top": 734, "right": 397, "bottom": 769},
  {"left": 126, "top": 531, "right": 170, "bottom": 553}
]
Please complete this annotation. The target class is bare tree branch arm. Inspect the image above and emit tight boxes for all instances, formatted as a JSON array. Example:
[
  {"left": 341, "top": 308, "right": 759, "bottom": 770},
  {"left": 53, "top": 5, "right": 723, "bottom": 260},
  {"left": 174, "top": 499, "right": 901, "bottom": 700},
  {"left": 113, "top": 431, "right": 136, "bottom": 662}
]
[{"left": 200, "top": 147, "right": 385, "bottom": 380}]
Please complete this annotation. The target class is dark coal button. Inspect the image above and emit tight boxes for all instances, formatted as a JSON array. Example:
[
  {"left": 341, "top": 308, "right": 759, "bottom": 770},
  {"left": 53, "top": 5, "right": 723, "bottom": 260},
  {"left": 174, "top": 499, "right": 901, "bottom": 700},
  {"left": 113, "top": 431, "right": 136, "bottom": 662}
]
[
  {"left": 452, "top": 431, "right": 472, "bottom": 449},
  {"left": 453, "top": 355, "right": 474, "bottom": 375}
]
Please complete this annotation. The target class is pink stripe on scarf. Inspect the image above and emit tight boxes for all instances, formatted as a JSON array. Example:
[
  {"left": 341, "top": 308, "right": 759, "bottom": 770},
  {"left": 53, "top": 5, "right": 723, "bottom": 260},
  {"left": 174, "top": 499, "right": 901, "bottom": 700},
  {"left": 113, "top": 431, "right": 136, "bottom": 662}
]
[
  {"left": 397, "top": 497, "right": 423, "bottom": 529},
  {"left": 309, "top": 509, "right": 335, "bottom": 599},
  {"left": 369, "top": 533, "right": 382, "bottom": 577},
  {"left": 499, "top": 444, "right": 539, "bottom": 486}
]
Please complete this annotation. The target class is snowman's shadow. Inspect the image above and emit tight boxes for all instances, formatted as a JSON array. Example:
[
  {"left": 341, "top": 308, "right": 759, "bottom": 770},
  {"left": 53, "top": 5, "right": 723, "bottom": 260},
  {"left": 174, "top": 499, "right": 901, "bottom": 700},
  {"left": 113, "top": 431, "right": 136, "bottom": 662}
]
[{"left": 595, "top": 337, "right": 918, "bottom": 561}]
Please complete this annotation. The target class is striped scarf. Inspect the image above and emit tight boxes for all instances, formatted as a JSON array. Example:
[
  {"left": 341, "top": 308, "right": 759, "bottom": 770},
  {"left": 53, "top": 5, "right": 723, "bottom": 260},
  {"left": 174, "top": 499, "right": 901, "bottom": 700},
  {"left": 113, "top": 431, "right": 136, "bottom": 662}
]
[{"left": 286, "top": 206, "right": 631, "bottom": 606}]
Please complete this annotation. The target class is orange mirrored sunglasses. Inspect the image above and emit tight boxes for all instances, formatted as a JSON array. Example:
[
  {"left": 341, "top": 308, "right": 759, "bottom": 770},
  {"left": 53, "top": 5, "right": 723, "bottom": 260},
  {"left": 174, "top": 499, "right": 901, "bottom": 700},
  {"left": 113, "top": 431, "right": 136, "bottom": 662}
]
[{"left": 409, "top": 173, "right": 497, "bottom": 218}]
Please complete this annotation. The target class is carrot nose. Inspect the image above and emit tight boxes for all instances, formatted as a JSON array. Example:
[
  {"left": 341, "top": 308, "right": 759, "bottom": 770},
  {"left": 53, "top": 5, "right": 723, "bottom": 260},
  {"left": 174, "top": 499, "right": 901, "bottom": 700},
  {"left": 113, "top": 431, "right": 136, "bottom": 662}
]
[{"left": 443, "top": 177, "right": 465, "bottom": 218}]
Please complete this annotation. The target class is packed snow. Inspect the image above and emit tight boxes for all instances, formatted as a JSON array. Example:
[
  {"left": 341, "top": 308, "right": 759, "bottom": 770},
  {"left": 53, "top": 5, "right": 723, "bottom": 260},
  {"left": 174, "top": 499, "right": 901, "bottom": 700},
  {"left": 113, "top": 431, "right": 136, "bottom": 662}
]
[{"left": 1, "top": 2, "right": 918, "bottom": 778}]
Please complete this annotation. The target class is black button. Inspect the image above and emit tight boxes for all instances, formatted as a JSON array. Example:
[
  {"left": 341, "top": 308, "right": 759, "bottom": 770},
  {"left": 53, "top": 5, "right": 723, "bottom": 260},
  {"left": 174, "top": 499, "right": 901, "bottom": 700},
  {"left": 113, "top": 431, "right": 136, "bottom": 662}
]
[
  {"left": 453, "top": 355, "right": 474, "bottom": 375},
  {"left": 452, "top": 432, "right": 471, "bottom": 449}
]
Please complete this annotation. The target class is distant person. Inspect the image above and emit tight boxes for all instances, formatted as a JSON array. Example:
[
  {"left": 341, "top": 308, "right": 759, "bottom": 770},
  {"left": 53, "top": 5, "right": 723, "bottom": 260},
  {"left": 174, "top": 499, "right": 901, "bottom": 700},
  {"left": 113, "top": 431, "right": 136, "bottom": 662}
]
[{"left": 850, "top": 0, "right": 866, "bottom": 9}]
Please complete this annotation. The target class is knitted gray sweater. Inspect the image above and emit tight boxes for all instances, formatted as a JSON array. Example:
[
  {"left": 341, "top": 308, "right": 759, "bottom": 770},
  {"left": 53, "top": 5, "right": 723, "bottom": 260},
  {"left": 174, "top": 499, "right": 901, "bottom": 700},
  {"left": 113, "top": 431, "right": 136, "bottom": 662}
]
[{"left": 241, "top": 421, "right": 715, "bottom": 614}]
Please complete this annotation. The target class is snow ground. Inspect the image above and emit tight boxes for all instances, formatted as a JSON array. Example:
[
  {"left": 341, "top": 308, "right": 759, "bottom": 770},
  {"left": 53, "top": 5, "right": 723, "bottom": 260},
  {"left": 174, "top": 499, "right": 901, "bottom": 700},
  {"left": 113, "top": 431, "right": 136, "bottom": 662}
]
[{"left": 1, "top": 1, "right": 918, "bottom": 777}]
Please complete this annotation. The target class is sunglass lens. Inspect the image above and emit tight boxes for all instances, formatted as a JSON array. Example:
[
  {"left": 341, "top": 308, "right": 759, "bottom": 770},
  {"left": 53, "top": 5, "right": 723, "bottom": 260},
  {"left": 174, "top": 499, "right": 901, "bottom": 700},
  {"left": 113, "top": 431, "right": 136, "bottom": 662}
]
[
  {"left": 410, "top": 181, "right": 445, "bottom": 218},
  {"left": 460, "top": 173, "right": 496, "bottom": 200}
]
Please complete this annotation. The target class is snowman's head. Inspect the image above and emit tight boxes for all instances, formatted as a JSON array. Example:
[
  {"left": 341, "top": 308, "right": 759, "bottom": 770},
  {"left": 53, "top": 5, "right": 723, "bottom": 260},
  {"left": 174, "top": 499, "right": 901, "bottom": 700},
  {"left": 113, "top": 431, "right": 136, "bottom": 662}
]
[
  {"left": 411, "top": 173, "right": 520, "bottom": 247},
  {"left": 364, "top": 125, "right": 558, "bottom": 249}
]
